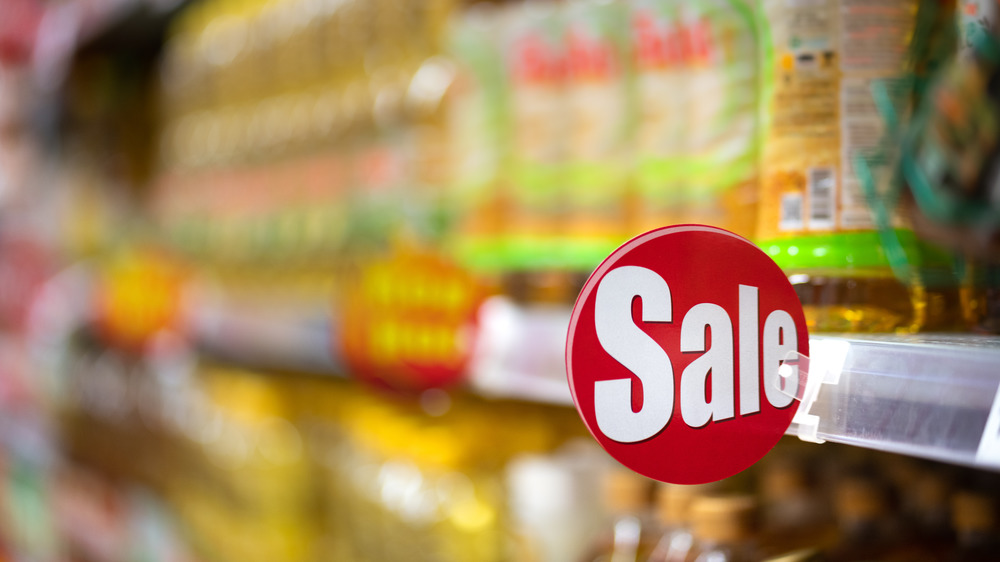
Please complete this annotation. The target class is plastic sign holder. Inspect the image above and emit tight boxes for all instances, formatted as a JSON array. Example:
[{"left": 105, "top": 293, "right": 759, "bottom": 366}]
[
  {"left": 776, "top": 334, "right": 1000, "bottom": 471},
  {"left": 774, "top": 339, "right": 850, "bottom": 444}
]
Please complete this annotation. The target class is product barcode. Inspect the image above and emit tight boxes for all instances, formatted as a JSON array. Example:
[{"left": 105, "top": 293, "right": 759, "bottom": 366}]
[
  {"left": 808, "top": 167, "right": 835, "bottom": 229},
  {"left": 779, "top": 193, "right": 803, "bottom": 231}
]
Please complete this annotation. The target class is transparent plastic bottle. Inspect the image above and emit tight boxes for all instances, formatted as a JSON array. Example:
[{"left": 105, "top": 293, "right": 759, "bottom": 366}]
[
  {"left": 756, "top": 456, "right": 834, "bottom": 557},
  {"left": 644, "top": 484, "right": 700, "bottom": 562},
  {"left": 686, "top": 495, "right": 759, "bottom": 562},
  {"left": 562, "top": 0, "right": 632, "bottom": 267},
  {"left": 949, "top": 490, "right": 1000, "bottom": 562},
  {"left": 823, "top": 473, "right": 935, "bottom": 562},
  {"left": 581, "top": 468, "right": 656, "bottom": 562},
  {"left": 757, "top": 0, "right": 963, "bottom": 333}
]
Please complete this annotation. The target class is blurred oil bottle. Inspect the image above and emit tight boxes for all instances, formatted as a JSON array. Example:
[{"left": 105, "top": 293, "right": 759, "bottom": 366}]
[
  {"left": 506, "top": 440, "right": 609, "bottom": 562},
  {"left": 630, "top": 0, "right": 689, "bottom": 230},
  {"left": 167, "top": 367, "right": 316, "bottom": 562},
  {"left": 823, "top": 472, "right": 934, "bottom": 562},
  {"left": 581, "top": 468, "right": 657, "bottom": 562},
  {"left": 501, "top": 1, "right": 569, "bottom": 270},
  {"left": 643, "top": 484, "right": 701, "bottom": 562},
  {"left": 755, "top": 455, "right": 834, "bottom": 558},
  {"left": 757, "top": 0, "right": 963, "bottom": 332},
  {"left": 563, "top": 0, "right": 632, "bottom": 267},
  {"left": 949, "top": 490, "right": 1000, "bottom": 561},
  {"left": 439, "top": 4, "right": 507, "bottom": 273},
  {"left": 685, "top": 495, "right": 759, "bottom": 562},
  {"left": 902, "top": 468, "right": 956, "bottom": 557},
  {"left": 630, "top": 0, "right": 760, "bottom": 239}
]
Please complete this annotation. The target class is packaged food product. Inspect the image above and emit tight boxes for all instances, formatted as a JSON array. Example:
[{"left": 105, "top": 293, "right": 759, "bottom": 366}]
[
  {"left": 644, "top": 484, "right": 700, "bottom": 562},
  {"left": 686, "top": 495, "right": 759, "bottom": 562},
  {"left": 632, "top": 0, "right": 760, "bottom": 238},
  {"left": 579, "top": 468, "right": 656, "bottom": 562},
  {"left": 502, "top": 2, "right": 570, "bottom": 270},
  {"left": 757, "top": 0, "right": 961, "bottom": 332},
  {"left": 562, "top": 0, "right": 632, "bottom": 267}
]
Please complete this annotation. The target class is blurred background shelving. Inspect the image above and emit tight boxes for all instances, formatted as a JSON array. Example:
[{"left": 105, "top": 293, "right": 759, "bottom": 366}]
[{"left": 4, "top": 0, "right": 1000, "bottom": 561}]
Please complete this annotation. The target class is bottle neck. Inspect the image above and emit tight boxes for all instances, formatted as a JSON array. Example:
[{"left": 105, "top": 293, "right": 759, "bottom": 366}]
[
  {"left": 957, "top": 528, "right": 997, "bottom": 549},
  {"left": 611, "top": 515, "right": 642, "bottom": 562},
  {"left": 693, "top": 540, "right": 748, "bottom": 562},
  {"left": 649, "top": 527, "right": 694, "bottom": 562},
  {"left": 766, "top": 494, "right": 820, "bottom": 530},
  {"left": 839, "top": 517, "right": 884, "bottom": 545}
]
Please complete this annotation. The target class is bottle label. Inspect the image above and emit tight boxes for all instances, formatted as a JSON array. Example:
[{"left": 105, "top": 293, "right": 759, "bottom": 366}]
[{"left": 759, "top": 0, "right": 916, "bottom": 239}]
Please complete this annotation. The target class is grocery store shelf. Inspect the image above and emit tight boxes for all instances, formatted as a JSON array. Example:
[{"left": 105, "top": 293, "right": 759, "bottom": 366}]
[
  {"left": 179, "top": 293, "right": 1000, "bottom": 470},
  {"left": 468, "top": 297, "right": 575, "bottom": 406},
  {"left": 447, "top": 301, "right": 1000, "bottom": 471},
  {"left": 0, "top": 411, "right": 58, "bottom": 470},
  {"left": 187, "top": 294, "right": 345, "bottom": 376},
  {"left": 29, "top": 264, "right": 1000, "bottom": 470}
]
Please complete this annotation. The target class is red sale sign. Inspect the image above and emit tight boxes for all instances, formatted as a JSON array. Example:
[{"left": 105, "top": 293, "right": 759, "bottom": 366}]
[{"left": 566, "top": 225, "right": 808, "bottom": 484}]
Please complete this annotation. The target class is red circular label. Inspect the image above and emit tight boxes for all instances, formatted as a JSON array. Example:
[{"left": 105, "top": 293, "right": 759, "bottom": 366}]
[
  {"left": 339, "top": 250, "right": 483, "bottom": 393},
  {"left": 566, "top": 225, "right": 808, "bottom": 484}
]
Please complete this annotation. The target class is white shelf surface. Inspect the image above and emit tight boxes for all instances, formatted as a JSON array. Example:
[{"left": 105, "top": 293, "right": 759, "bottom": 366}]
[{"left": 187, "top": 293, "right": 345, "bottom": 376}]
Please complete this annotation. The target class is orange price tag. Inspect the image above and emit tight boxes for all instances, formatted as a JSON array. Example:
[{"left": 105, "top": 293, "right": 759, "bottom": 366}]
[
  {"left": 95, "top": 248, "right": 187, "bottom": 351},
  {"left": 339, "top": 250, "right": 484, "bottom": 392}
]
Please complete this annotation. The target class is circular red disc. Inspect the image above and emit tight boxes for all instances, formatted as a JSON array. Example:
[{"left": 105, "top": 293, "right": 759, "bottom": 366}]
[{"left": 566, "top": 225, "right": 809, "bottom": 484}]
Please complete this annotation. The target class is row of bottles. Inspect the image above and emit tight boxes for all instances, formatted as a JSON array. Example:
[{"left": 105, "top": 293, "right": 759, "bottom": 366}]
[
  {"left": 303, "top": 384, "right": 601, "bottom": 562},
  {"left": 58, "top": 346, "right": 317, "bottom": 562},
  {"left": 155, "top": 0, "right": 455, "bottom": 266},
  {"left": 153, "top": 0, "right": 761, "bottom": 271},
  {"left": 588, "top": 444, "right": 1000, "bottom": 562},
  {"left": 0, "top": 454, "right": 195, "bottom": 562},
  {"left": 40, "top": 329, "right": 1000, "bottom": 562},
  {"left": 150, "top": 0, "right": 1000, "bottom": 333},
  {"left": 159, "top": 0, "right": 452, "bottom": 169},
  {"left": 53, "top": 333, "right": 605, "bottom": 562}
]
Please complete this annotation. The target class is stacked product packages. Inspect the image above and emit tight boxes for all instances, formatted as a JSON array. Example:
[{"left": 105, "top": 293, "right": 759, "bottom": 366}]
[
  {"left": 153, "top": 0, "right": 979, "bottom": 333},
  {"left": 756, "top": 0, "right": 965, "bottom": 332},
  {"left": 152, "top": 0, "right": 762, "bottom": 300}
]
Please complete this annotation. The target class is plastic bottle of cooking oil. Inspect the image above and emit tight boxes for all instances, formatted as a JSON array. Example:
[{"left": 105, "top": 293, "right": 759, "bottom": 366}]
[
  {"left": 631, "top": 0, "right": 760, "bottom": 239},
  {"left": 562, "top": 0, "right": 632, "bottom": 267},
  {"left": 757, "top": 0, "right": 963, "bottom": 332},
  {"left": 437, "top": 3, "right": 507, "bottom": 273},
  {"left": 686, "top": 495, "right": 760, "bottom": 562},
  {"left": 580, "top": 468, "right": 657, "bottom": 562},
  {"left": 643, "top": 484, "right": 702, "bottom": 562},
  {"left": 949, "top": 489, "right": 1000, "bottom": 561},
  {"left": 756, "top": 455, "right": 835, "bottom": 558},
  {"left": 501, "top": 1, "right": 570, "bottom": 271}
]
